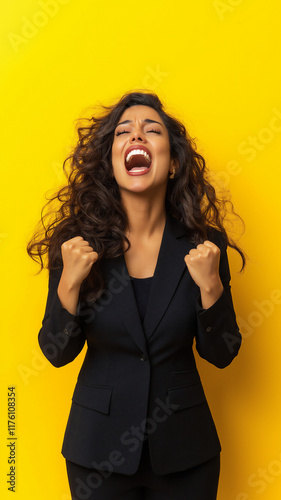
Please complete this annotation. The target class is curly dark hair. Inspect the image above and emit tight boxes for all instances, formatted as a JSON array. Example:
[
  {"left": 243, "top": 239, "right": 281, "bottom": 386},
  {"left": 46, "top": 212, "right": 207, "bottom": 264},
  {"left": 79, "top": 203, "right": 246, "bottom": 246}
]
[{"left": 27, "top": 89, "right": 246, "bottom": 303}]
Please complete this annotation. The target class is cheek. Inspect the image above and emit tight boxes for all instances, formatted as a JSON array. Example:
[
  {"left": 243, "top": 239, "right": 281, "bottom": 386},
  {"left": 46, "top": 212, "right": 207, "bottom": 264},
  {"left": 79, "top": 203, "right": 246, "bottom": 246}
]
[
  {"left": 156, "top": 146, "right": 171, "bottom": 168},
  {"left": 157, "top": 140, "right": 171, "bottom": 157}
]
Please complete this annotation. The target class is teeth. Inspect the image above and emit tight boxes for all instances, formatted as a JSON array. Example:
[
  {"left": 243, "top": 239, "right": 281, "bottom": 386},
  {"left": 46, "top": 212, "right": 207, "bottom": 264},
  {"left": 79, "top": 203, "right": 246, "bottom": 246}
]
[{"left": 126, "top": 149, "right": 151, "bottom": 163}]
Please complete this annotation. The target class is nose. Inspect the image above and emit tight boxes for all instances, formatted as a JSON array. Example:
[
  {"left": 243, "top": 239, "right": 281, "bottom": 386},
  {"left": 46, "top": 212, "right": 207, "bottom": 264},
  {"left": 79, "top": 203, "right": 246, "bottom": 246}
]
[{"left": 129, "top": 126, "right": 146, "bottom": 143}]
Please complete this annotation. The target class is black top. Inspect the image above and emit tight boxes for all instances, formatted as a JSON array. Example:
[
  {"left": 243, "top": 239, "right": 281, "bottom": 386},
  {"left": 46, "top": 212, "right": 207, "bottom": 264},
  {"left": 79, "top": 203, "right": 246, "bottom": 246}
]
[{"left": 130, "top": 276, "right": 153, "bottom": 335}]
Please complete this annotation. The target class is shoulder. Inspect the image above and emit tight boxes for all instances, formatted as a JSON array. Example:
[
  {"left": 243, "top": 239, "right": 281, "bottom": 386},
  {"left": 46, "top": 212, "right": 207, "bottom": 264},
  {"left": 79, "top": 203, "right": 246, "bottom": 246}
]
[{"left": 206, "top": 226, "right": 228, "bottom": 251}]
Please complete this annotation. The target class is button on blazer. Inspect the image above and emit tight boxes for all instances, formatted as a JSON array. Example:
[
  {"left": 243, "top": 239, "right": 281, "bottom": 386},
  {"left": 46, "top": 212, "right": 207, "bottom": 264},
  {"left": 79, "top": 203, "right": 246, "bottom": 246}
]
[{"left": 38, "top": 211, "right": 241, "bottom": 475}]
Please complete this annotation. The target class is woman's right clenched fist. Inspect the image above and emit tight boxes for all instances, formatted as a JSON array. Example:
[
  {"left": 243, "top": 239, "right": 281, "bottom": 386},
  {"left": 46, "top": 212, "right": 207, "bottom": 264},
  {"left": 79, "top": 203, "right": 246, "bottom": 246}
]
[{"left": 60, "top": 236, "right": 99, "bottom": 289}]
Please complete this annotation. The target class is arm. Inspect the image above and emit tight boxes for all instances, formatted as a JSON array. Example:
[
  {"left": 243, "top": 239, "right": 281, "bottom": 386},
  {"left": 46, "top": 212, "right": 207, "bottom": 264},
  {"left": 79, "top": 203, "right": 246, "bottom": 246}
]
[
  {"left": 195, "top": 235, "right": 242, "bottom": 368},
  {"left": 38, "top": 268, "right": 86, "bottom": 368}
]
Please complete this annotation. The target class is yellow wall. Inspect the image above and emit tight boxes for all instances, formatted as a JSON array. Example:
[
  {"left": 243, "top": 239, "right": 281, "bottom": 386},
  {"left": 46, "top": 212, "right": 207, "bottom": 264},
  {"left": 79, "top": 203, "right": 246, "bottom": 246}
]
[{"left": 1, "top": 0, "right": 281, "bottom": 498}]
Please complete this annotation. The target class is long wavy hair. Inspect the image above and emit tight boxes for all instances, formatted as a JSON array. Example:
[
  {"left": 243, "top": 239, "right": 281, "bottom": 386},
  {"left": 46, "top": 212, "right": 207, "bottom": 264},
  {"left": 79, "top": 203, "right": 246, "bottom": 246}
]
[{"left": 27, "top": 90, "right": 246, "bottom": 303}]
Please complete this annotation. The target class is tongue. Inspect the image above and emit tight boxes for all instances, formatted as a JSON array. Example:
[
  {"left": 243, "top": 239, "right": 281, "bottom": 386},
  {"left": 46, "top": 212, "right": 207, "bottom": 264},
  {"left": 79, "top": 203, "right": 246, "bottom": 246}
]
[
  {"left": 130, "top": 166, "right": 149, "bottom": 172},
  {"left": 125, "top": 153, "right": 151, "bottom": 170}
]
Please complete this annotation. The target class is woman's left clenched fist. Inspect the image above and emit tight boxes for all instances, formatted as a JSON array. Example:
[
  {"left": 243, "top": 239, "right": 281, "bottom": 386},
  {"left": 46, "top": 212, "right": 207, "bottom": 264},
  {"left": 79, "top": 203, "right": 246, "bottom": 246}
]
[{"left": 184, "top": 240, "right": 222, "bottom": 292}]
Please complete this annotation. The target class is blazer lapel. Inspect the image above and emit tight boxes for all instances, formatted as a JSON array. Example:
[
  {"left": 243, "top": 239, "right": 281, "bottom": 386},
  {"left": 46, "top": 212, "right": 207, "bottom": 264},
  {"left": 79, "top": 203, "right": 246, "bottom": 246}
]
[
  {"left": 103, "top": 212, "right": 195, "bottom": 353},
  {"left": 143, "top": 212, "right": 194, "bottom": 341}
]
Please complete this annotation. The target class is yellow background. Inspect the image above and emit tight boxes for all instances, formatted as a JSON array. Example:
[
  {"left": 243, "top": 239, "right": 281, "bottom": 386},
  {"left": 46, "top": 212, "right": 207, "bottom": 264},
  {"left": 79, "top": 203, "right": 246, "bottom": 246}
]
[{"left": 1, "top": 0, "right": 281, "bottom": 498}]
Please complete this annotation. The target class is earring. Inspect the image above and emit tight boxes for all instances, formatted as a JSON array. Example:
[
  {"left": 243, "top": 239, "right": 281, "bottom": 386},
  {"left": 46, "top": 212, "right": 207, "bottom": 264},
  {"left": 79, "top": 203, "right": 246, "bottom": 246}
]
[{"left": 169, "top": 167, "right": 175, "bottom": 179}]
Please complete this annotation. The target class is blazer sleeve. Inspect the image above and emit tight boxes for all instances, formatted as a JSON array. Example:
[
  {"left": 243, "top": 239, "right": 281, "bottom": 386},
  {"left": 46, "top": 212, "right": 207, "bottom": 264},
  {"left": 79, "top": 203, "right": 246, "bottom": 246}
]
[
  {"left": 38, "top": 267, "right": 86, "bottom": 368},
  {"left": 195, "top": 232, "right": 242, "bottom": 369}
]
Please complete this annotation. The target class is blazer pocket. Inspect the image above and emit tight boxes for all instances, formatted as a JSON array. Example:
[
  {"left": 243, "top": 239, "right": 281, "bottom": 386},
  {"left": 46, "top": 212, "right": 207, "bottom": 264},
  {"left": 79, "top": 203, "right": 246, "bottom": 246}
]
[
  {"left": 171, "top": 369, "right": 201, "bottom": 387},
  {"left": 72, "top": 383, "right": 113, "bottom": 414},
  {"left": 168, "top": 382, "right": 206, "bottom": 411}
]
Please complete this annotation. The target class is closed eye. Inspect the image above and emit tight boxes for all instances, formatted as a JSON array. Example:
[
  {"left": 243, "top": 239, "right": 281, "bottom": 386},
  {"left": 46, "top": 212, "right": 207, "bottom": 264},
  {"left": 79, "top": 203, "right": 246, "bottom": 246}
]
[{"left": 115, "top": 129, "right": 161, "bottom": 136}]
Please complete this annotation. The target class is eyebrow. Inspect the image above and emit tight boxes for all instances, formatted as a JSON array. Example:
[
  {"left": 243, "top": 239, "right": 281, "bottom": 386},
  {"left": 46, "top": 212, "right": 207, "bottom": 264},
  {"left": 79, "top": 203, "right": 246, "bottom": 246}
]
[{"left": 116, "top": 119, "right": 164, "bottom": 128}]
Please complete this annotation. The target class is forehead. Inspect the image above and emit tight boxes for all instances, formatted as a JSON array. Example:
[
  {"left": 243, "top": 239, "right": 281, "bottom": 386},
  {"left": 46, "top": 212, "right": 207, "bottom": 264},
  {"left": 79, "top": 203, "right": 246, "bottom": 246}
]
[{"left": 117, "top": 105, "right": 163, "bottom": 123}]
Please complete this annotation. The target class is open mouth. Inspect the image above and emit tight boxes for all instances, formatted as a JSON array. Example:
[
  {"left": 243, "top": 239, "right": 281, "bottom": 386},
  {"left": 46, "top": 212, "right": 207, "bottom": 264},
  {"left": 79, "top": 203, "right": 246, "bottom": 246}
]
[{"left": 125, "top": 149, "right": 152, "bottom": 172}]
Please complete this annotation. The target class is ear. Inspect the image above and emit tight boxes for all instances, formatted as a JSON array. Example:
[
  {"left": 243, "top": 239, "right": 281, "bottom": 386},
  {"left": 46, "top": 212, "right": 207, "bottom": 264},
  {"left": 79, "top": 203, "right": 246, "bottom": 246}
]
[{"left": 170, "top": 157, "right": 179, "bottom": 174}]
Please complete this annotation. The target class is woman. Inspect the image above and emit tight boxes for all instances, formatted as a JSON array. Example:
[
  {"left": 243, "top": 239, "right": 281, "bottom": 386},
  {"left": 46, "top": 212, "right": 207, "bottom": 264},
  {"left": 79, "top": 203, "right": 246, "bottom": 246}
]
[{"left": 27, "top": 90, "right": 245, "bottom": 500}]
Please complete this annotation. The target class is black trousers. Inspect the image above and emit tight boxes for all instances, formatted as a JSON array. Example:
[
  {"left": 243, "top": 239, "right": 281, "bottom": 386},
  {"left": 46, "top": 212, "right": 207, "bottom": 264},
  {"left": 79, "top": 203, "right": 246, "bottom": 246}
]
[{"left": 66, "top": 437, "right": 220, "bottom": 500}]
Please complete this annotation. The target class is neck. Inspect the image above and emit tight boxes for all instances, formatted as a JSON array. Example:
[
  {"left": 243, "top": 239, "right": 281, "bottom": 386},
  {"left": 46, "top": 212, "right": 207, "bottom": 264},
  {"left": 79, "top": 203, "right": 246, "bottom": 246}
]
[{"left": 121, "top": 191, "right": 167, "bottom": 241}]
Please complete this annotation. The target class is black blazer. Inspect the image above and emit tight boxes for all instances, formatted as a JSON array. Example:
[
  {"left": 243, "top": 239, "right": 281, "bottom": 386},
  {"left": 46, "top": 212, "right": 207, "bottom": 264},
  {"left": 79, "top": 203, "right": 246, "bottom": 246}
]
[{"left": 38, "top": 211, "right": 241, "bottom": 475}]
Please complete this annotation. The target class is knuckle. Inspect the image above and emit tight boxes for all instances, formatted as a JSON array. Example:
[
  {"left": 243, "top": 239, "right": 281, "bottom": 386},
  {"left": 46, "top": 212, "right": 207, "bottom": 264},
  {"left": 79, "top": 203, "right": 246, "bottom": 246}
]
[{"left": 62, "top": 241, "right": 71, "bottom": 251}]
